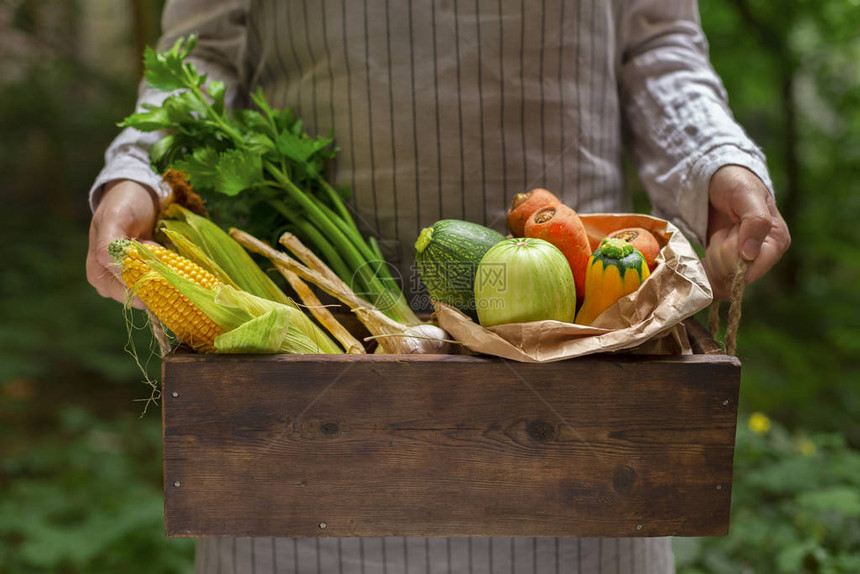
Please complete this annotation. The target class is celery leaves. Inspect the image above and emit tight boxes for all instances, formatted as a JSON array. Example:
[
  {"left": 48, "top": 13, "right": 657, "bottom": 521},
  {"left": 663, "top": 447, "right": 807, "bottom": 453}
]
[{"left": 119, "top": 35, "right": 421, "bottom": 326}]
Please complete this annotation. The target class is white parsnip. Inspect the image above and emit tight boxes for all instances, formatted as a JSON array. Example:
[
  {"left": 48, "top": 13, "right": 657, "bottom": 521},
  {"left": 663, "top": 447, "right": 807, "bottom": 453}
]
[{"left": 230, "top": 229, "right": 453, "bottom": 355}]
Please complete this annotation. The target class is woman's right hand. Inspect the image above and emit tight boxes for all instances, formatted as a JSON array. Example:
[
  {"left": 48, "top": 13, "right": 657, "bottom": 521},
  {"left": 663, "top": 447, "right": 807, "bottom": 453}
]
[{"left": 86, "top": 179, "right": 159, "bottom": 308}]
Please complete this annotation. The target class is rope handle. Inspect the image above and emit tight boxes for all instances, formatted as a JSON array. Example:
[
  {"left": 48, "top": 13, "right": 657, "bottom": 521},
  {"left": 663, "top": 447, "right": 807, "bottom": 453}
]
[{"left": 708, "top": 259, "right": 750, "bottom": 356}]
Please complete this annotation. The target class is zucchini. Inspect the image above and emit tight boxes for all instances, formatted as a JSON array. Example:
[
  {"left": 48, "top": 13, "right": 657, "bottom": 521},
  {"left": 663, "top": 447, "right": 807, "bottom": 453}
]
[{"left": 415, "top": 219, "right": 505, "bottom": 318}]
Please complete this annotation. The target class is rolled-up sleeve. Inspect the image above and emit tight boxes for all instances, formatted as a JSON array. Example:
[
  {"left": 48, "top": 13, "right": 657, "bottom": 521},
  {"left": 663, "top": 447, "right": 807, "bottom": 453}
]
[
  {"left": 618, "top": 0, "right": 773, "bottom": 245},
  {"left": 88, "top": 0, "right": 249, "bottom": 212}
]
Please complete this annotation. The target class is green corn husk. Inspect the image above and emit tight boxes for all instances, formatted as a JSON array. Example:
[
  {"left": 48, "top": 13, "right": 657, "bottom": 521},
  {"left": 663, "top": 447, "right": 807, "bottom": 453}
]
[
  {"left": 134, "top": 242, "right": 342, "bottom": 354},
  {"left": 158, "top": 204, "right": 291, "bottom": 304},
  {"left": 156, "top": 205, "right": 342, "bottom": 353},
  {"left": 211, "top": 286, "right": 335, "bottom": 354},
  {"left": 212, "top": 307, "right": 292, "bottom": 354}
]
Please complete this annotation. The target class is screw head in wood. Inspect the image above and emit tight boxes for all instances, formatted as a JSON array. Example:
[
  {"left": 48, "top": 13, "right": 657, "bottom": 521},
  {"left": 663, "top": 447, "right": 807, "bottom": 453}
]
[
  {"left": 319, "top": 522, "right": 327, "bottom": 529},
  {"left": 172, "top": 392, "right": 179, "bottom": 398},
  {"left": 722, "top": 399, "right": 729, "bottom": 406},
  {"left": 174, "top": 480, "right": 181, "bottom": 488},
  {"left": 635, "top": 524, "right": 643, "bottom": 531}
]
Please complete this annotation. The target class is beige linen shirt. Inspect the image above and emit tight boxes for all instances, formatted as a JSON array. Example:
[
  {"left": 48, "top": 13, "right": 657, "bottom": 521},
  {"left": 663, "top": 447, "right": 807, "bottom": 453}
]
[{"left": 91, "top": 0, "right": 771, "bottom": 571}]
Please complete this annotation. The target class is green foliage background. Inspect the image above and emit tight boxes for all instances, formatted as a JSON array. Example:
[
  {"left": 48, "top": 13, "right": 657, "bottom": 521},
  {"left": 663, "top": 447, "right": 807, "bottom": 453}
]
[{"left": 0, "top": 0, "right": 858, "bottom": 572}]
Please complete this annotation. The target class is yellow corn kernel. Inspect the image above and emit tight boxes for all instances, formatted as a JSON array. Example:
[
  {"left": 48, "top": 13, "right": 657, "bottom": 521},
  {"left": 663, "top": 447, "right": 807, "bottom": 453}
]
[{"left": 117, "top": 242, "right": 225, "bottom": 353}]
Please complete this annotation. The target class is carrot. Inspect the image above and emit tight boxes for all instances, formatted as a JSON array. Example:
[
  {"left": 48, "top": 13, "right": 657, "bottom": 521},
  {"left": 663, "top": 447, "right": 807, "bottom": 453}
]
[
  {"left": 608, "top": 227, "right": 661, "bottom": 271},
  {"left": 524, "top": 204, "right": 592, "bottom": 301},
  {"left": 506, "top": 188, "right": 561, "bottom": 237}
]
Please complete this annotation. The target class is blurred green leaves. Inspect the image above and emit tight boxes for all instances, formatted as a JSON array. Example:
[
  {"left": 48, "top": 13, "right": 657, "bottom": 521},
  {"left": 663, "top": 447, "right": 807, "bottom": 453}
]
[
  {"left": 699, "top": 0, "right": 860, "bottom": 438},
  {"left": 676, "top": 414, "right": 860, "bottom": 573},
  {"left": 679, "top": 1, "right": 860, "bottom": 571},
  {"left": 0, "top": 2, "right": 188, "bottom": 572},
  {"left": 0, "top": 214, "right": 160, "bottom": 386},
  {"left": 0, "top": 406, "right": 194, "bottom": 574}
]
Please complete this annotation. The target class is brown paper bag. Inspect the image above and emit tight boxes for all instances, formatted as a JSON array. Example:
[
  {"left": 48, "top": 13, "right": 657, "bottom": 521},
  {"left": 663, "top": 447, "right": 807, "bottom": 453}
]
[{"left": 434, "top": 213, "right": 713, "bottom": 362}]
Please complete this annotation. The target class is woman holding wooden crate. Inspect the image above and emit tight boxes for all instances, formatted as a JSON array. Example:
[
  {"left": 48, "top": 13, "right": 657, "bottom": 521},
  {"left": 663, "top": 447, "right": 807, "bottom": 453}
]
[{"left": 86, "top": 0, "right": 790, "bottom": 572}]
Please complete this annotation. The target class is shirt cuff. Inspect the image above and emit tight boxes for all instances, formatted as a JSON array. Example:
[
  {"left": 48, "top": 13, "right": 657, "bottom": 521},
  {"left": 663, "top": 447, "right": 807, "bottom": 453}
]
[
  {"left": 88, "top": 145, "right": 171, "bottom": 213},
  {"left": 680, "top": 143, "right": 774, "bottom": 246}
]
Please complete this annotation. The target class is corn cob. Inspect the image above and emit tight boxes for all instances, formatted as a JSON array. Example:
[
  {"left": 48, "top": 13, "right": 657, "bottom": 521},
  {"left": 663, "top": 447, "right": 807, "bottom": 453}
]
[{"left": 109, "top": 239, "right": 224, "bottom": 352}]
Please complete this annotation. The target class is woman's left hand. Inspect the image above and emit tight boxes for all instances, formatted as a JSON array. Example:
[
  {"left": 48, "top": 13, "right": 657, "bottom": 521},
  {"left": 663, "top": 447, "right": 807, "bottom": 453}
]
[{"left": 704, "top": 165, "right": 791, "bottom": 301}]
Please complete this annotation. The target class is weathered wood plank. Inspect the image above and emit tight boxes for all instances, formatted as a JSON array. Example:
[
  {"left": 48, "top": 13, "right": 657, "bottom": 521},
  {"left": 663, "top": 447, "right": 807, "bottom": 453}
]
[
  {"left": 163, "top": 348, "right": 740, "bottom": 538},
  {"left": 686, "top": 317, "right": 725, "bottom": 355}
]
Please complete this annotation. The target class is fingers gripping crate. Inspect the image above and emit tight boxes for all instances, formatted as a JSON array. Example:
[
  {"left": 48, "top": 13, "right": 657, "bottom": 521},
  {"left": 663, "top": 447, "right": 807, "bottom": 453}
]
[{"left": 161, "top": 319, "right": 740, "bottom": 538}]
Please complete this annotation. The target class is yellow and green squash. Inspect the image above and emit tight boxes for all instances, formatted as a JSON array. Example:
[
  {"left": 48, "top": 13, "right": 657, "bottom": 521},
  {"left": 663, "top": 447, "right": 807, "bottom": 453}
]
[{"left": 575, "top": 237, "right": 651, "bottom": 326}]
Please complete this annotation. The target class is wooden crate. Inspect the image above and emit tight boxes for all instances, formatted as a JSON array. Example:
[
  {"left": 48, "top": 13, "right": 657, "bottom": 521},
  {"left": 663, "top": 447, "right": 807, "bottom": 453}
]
[{"left": 162, "top": 319, "right": 740, "bottom": 538}]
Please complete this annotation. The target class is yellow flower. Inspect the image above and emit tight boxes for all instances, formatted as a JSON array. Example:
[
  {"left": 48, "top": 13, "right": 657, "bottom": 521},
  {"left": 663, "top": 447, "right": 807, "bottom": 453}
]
[
  {"left": 748, "top": 412, "right": 772, "bottom": 435},
  {"left": 798, "top": 439, "right": 817, "bottom": 457}
]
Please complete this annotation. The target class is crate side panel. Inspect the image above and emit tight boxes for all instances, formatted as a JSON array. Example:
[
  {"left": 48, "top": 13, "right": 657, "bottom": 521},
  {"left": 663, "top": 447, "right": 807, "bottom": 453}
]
[{"left": 163, "top": 355, "right": 739, "bottom": 538}]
